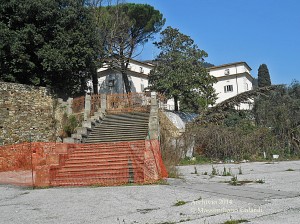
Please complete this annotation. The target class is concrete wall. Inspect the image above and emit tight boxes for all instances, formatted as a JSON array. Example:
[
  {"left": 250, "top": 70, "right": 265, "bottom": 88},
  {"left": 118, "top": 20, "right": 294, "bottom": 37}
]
[{"left": 0, "top": 82, "right": 65, "bottom": 145}]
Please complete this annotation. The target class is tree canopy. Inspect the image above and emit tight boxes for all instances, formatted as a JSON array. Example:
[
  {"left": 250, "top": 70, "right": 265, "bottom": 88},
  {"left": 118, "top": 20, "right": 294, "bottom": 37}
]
[
  {"left": 0, "top": 0, "right": 99, "bottom": 97},
  {"left": 94, "top": 3, "right": 165, "bottom": 93},
  {"left": 257, "top": 64, "right": 271, "bottom": 87},
  {"left": 149, "top": 26, "right": 217, "bottom": 112}
]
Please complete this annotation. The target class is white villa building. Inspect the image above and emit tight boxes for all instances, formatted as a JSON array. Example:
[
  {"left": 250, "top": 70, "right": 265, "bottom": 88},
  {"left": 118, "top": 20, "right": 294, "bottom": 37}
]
[
  {"left": 91, "top": 59, "right": 254, "bottom": 110},
  {"left": 208, "top": 62, "right": 254, "bottom": 110},
  {"left": 95, "top": 59, "right": 153, "bottom": 94}
]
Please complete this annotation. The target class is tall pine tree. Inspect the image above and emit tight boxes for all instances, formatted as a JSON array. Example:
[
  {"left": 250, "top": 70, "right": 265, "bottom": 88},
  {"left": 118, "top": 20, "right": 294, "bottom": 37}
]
[{"left": 258, "top": 64, "right": 271, "bottom": 87}]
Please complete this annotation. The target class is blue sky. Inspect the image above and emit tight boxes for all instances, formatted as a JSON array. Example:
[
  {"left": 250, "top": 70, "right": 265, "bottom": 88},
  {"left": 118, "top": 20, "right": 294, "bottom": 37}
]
[{"left": 128, "top": 0, "right": 300, "bottom": 84}]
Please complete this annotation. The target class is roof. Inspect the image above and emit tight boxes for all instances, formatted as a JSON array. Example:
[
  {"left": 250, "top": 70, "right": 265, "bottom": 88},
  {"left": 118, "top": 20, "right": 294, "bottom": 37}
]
[
  {"left": 101, "top": 56, "right": 155, "bottom": 68},
  {"left": 97, "top": 67, "right": 148, "bottom": 79},
  {"left": 208, "top": 62, "right": 252, "bottom": 71},
  {"left": 215, "top": 72, "right": 255, "bottom": 81}
]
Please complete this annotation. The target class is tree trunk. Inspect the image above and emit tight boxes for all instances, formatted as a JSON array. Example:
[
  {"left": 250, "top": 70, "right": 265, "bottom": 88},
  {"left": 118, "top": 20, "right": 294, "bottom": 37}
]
[
  {"left": 174, "top": 95, "right": 179, "bottom": 111},
  {"left": 120, "top": 47, "right": 131, "bottom": 94},
  {"left": 92, "top": 69, "right": 98, "bottom": 94},
  {"left": 121, "top": 70, "right": 131, "bottom": 94}
]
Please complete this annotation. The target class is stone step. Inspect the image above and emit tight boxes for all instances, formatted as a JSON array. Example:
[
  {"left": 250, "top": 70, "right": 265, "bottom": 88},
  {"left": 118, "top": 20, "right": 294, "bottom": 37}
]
[
  {"left": 70, "top": 148, "right": 144, "bottom": 153},
  {"left": 51, "top": 176, "right": 143, "bottom": 186},
  {"left": 65, "top": 157, "right": 144, "bottom": 165},
  {"left": 85, "top": 137, "right": 146, "bottom": 143},
  {"left": 60, "top": 162, "right": 144, "bottom": 170},
  {"left": 68, "top": 150, "right": 144, "bottom": 156},
  {"left": 55, "top": 167, "right": 144, "bottom": 179},
  {"left": 87, "top": 133, "right": 147, "bottom": 139},
  {"left": 69, "top": 151, "right": 143, "bottom": 158},
  {"left": 98, "top": 122, "right": 148, "bottom": 127},
  {"left": 103, "top": 116, "right": 149, "bottom": 122},
  {"left": 105, "top": 113, "right": 149, "bottom": 119},
  {"left": 88, "top": 129, "right": 147, "bottom": 134},
  {"left": 55, "top": 170, "right": 144, "bottom": 178},
  {"left": 54, "top": 173, "right": 144, "bottom": 181},
  {"left": 92, "top": 125, "right": 148, "bottom": 131},
  {"left": 71, "top": 147, "right": 144, "bottom": 153},
  {"left": 75, "top": 141, "right": 145, "bottom": 148}
]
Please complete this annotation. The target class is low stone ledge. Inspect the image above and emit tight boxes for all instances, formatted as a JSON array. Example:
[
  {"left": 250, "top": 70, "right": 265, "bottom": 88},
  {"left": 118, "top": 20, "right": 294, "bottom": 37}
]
[{"left": 63, "top": 137, "right": 75, "bottom": 143}]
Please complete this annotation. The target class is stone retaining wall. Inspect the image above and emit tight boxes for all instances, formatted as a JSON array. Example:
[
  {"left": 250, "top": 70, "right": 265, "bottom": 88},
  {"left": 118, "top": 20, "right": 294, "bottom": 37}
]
[{"left": 0, "top": 82, "right": 64, "bottom": 145}]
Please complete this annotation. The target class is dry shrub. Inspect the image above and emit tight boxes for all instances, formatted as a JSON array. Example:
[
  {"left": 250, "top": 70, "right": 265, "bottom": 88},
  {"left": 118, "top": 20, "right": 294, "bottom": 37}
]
[
  {"left": 159, "top": 110, "right": 183, "bottom": 177},
  {"left": 187, "top": 124, "right": 285, "bottom": 161},
  {"left": 160, "top": 134, "right": 183, "bottom": 178}
]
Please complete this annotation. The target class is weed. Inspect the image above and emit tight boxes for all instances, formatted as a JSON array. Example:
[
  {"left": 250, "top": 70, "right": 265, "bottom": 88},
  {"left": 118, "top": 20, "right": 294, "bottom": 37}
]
[
  {"left": 223, "top": 219, "right": 249, "bottom": 224},
  {"left": 211, "top": 165, "right": 218, "bottom": 176},
  {"left": 286, "top": 168, "right": 295, "bottom": 171},
  {"left": 238, "top": 166, "right": 243, "bottom": 175},
  {"left": 174, "top": 200, "right": 187, "bottom": 206},
  {"left": 203, "top": 171, "right": 208, "bottom": 175},
  {"left": 193, "top": 166, "right": 198, "bottom": 174},
  {"left": 255, "top": 179, "right": 265, "bottom": 184},
  {"left": 230, "top": 175, "right": 238, "bottom": 186},
  {"left": 222, "top": 167, "right": 232, "bottom": 176}
]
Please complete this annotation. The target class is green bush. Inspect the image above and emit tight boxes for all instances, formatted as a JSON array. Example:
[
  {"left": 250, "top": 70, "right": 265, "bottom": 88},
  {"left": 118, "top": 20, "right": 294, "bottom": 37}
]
[{"left": 61, "top": 113, "right": 82, "bottom": 137}]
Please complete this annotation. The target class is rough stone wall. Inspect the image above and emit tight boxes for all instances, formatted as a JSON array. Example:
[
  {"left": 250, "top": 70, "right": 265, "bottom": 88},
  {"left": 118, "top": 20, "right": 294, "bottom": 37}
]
[
  {"left": 0, "top": 82, "right": 65, "bottom": 145},
  {"left": 158, "top": 110, "right": 182, "bottom": 138}
]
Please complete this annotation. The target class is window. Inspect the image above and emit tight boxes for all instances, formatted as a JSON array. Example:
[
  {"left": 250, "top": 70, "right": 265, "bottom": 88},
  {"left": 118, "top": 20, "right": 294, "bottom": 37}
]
[
  {"left": 224, "top": 85, "right": 233, "bottom": 93},
  {"left": 139, "top": 67, "right": 144, "bottom": 73},
  {"left": 224, "top": 69, "right": 230, "bottom": 75}
]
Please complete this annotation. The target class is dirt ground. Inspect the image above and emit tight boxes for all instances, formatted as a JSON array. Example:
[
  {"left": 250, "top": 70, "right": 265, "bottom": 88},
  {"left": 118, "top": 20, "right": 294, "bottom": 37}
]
[{"left": 1, "top": 160, "right": 300, "bottom": 224}]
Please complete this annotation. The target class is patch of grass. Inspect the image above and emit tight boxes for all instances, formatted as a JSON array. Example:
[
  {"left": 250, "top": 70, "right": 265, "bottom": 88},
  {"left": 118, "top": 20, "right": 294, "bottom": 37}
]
[
  {"left": 155, "top": 179, "right": 170, "bottom": 185},
  {"left": 286, "top": 168, "right": 295, "bottom": 171},
  {"left": 174, "top": 200, "right": 187, "bottom": 206},
  {"left": 255, "top": 179, "right": 265, "bottom": 184},
  {"left": 226, "top": 176, "right": 253, "bottom": 186},
  {"left": 179, "top": 155, "right": 211, "bottom": 165},
  {"left": 223, "top": 219, "right": 249, "bottom": 224}
]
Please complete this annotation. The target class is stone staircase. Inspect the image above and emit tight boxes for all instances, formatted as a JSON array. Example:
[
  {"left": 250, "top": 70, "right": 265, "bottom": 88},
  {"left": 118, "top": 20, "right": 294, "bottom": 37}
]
[
  {"left": 85, "top": 112, "right": 150, "bottom": 143},
  {"left": 50, "top": 141, "right": 146, "bottom": 186},
  {"left": 50, "top": 112, "right": 151, "bottom": 187}
]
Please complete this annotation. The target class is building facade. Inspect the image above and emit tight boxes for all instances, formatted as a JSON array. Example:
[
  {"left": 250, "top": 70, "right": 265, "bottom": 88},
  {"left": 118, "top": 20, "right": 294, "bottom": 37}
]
[
  {"left": 91, "top": 60, "right": 254, "bottom": 110},
  {"left": 95, "top": 59, "right": 152, "bottom": 95},
  {"left": 208, "top": 62, "right": 254, "bottom": 109}
]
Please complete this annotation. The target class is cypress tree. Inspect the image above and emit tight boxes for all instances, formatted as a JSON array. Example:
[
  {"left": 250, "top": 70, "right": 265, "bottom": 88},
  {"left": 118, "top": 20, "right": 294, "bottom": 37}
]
[{"left": 258, "top": 64, "right": 271, "bottom": 87}]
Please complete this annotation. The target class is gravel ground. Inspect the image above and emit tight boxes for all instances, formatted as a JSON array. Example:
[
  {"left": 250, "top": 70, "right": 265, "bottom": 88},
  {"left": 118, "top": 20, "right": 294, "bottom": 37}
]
[{"left": 1, "top": 160, "right": 300, "bottom": 224}]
